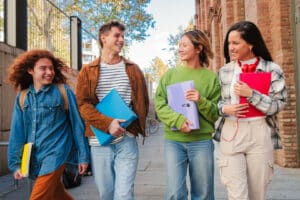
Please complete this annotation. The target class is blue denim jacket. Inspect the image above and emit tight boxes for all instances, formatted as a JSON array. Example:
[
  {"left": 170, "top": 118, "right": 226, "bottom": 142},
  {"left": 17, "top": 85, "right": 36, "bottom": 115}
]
[{"left": 8, "top": 84, "right": 90, "bottom": 178}]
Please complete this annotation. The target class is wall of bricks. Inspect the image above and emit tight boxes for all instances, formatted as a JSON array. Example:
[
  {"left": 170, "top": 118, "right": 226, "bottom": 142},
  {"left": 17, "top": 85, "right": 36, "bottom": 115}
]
[{"left": 195, "top": 0, "right": 299, "bottom": 167}]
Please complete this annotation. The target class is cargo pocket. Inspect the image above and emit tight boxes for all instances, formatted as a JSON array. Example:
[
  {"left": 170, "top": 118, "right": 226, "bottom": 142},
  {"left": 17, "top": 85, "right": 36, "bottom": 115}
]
[{"left": 217, "top": 158, "right": 230, "bottom": 186}]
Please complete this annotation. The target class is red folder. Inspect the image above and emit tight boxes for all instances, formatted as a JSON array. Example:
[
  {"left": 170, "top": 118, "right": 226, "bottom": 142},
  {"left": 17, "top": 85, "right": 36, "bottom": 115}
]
[{"left": 239, "top": 72, "right": 271, "bottom": 118}]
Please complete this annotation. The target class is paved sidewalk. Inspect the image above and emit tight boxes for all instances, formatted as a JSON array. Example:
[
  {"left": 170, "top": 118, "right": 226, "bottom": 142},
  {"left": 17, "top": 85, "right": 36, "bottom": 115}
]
[{"left": 1, "top": 124, "right": 300, "bottom": 199}]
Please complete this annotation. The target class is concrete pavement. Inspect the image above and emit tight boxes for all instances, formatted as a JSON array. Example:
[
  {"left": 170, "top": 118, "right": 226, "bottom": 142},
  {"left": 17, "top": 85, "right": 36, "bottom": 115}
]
[{"left": 1, "top": 124, "right": 300, "bottom": 199}]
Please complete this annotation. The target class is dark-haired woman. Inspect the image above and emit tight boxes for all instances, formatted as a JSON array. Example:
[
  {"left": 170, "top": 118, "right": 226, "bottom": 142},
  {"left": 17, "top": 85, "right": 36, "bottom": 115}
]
[
  {"left": 217, "top": 21, "right": 287, "bottom": 200},
  {"left": 155, "top": 30, "right": 220, "bottom": 200}
]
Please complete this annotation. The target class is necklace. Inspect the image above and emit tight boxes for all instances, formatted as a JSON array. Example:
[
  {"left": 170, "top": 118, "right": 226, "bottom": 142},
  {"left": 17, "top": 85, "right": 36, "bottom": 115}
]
[{"left": 237, "top": 57, "right": 260, "bottom": 73}]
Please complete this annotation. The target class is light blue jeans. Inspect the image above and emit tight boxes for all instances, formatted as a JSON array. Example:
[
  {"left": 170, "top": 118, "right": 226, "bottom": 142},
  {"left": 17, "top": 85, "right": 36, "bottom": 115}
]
[
  {"left": 90, "top": 135, "right": 139, "bottom": 200},
  {"left": 164, "top": 139, "right": 215, "bottom": 200}
]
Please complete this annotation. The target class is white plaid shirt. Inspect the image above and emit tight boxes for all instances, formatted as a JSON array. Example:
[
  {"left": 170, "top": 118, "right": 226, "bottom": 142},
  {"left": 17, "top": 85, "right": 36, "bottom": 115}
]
[{"left": 218, "top": 57, "right": 288, "bottom": 116}]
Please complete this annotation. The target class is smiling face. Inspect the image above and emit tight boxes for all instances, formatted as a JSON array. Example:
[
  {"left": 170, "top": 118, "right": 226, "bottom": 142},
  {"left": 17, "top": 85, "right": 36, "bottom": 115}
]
[
  {"left": 28, "top": 58, "right": 55, "bottom": 90},
  {"left": 228, "top": 30, "right": 254, "bottom": 61},
  {"left": 178, "top": 35, "right": 200, "bottom": 62},
  {"left": 101, "top": 26, "right": 124, "bottom": 54}
]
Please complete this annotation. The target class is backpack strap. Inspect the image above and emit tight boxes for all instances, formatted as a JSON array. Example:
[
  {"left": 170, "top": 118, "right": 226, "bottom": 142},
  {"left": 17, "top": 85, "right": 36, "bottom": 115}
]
[
  {"left": 19, "top": 84, "right": 69, "bottom": 111},
  {"left": 57, "top": 84, "right": 69, "bottom": 110},
  {"left": 19, "top": 89, "right": 28, "bottom": 111}
]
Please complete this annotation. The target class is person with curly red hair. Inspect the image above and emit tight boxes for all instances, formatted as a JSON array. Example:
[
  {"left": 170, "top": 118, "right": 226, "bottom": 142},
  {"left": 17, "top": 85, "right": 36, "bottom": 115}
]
[{"left": 7, "top": 49, "right": 90, "bottom": 200}]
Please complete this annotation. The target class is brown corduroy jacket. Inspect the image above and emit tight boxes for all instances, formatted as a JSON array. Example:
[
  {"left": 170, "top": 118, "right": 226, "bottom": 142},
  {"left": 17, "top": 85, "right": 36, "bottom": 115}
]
[{"left": 76, "top": 57, "right": 149, "bottom": 138}]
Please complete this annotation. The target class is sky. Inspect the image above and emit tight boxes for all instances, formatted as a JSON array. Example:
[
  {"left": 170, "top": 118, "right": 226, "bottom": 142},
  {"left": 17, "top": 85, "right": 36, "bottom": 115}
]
[{"left": 127, "top": 0, "right": 195, "bottom": 70}]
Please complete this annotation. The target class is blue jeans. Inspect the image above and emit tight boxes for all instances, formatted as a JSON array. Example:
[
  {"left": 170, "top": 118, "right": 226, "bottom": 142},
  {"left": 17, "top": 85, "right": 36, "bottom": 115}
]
[
  {"left": 164, "top": 139, "right": 215, "bottom": 200},
  {"left": 90, "top": 135, "right": 139, "bottom": 200}
]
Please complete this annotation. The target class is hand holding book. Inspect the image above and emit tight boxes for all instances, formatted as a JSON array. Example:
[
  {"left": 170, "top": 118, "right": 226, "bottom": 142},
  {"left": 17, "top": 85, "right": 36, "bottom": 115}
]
[
  {"left": 185, "top": 88, "right": 201, "bottom": 102},
  {"left": 234, "top": 81, "right": 254, "bottom": 98},
  {"left": 108, "top": 119, "right": 126, "bottom": 137},
  {"left": 90, "top": 89, "right": 138, "bottom": 146},
  {"left": 238, "top": 72, "right": 271, "bottom": 118},
  {"left": 167, "top": 80, "right": 200, "bottom": 131},
  {"left": 222, "top": 103, "right": 249, "bottom": 118},
  {"left": 14, "top": 169, "right": 24, "bottom": 180},
  {"left": 180, "top": 119, "right": 194, "bottom": 133}
]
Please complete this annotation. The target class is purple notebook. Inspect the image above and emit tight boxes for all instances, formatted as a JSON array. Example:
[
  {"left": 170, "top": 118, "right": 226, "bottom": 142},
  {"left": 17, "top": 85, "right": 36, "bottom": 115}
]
[{"left": 167, "top": 80, "right": 200, "bottom": 130}]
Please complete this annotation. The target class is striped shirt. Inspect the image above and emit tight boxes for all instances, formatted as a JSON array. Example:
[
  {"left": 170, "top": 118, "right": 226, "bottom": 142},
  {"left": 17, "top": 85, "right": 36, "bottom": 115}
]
[
  {"left": 96, "top": 60, "right": 131, "bottom": 105},
  {"left": 218, "top": 57, "right": 288, "bottom": 117},
  {"left": 89, "top": 60, "right": 132, "bottom": 146}
]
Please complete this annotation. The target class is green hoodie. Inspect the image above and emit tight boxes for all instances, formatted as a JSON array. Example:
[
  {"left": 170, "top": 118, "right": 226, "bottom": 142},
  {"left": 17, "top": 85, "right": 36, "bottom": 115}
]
[{"left": 155, "top": 65, "right": 221, "bottom": 142}]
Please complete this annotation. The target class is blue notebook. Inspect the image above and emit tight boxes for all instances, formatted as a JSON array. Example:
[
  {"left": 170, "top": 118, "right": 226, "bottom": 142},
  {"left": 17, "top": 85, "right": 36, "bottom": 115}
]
[
  {"left": 90, "top": 89, "right": 138, "bottom": 146},
  {"left": 167, "top": 80, "right": 200, "bottom": 131}
]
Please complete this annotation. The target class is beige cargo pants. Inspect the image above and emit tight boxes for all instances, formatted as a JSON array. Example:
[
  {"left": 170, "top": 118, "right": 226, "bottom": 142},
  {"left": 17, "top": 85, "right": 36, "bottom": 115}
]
[{"left": 217, "top": 118, "right": 274, "bottom": 200}]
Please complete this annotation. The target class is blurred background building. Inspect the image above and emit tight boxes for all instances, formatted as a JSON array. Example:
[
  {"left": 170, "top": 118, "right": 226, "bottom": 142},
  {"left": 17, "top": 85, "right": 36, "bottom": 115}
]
[{"left": 195, "top": 0, "right": 300, "bottom": 167}]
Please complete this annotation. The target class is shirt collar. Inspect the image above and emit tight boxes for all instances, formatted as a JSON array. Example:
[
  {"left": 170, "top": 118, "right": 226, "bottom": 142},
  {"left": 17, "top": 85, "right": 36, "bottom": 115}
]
[
  {"left": 256, "top": 57, "right": 265, "bottom": 71},
  {"left": 28, "top": 84, "right": 53, "bottom": 94}
]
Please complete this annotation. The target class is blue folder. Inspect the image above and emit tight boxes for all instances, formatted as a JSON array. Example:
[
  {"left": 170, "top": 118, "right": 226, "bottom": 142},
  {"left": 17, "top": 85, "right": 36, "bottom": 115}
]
[
  {"left": 167, "top": 80, "right": 200, "bottom": 131},
  {"left": 90, "top": 88, "right": 138, "bottom": 146}
]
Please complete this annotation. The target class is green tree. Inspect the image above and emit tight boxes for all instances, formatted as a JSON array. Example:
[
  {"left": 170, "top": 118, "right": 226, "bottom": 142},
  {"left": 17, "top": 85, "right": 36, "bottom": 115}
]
[
  {"left": 27, "top": 0, "right": 155, "bottom": 65},
  {"left": 145, "top": 57, "right": 168, "bottom": 84},
  {"left": 58, "top": 0, "right": 155, "bottom": 45},
  {"left": 28, "top": 0, "right": 70, "bottom": 64},
  {"left": 0, "top": 0, "right": 4, "bottom": 33}
]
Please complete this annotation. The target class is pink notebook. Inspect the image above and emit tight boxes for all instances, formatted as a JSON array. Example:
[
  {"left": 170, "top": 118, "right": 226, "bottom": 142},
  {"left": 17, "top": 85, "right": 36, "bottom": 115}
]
[{"left": 239, "top": 72, "right": 271, "bottom": 118}]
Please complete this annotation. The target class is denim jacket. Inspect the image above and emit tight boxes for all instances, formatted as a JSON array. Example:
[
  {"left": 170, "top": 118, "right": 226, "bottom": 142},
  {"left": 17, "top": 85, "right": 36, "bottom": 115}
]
[{"left": 8, "top": 84, "right": 90, "bottom": 178}]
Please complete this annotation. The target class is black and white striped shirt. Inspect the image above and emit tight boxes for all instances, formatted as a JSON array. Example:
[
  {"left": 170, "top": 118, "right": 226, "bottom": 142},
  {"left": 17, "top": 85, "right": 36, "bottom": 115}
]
[
  {"left": 89, "top": 60, "right": 132, "bottom": 146},
  {"left": 96, "top": 60, "right": 131, "bottom": 105}
]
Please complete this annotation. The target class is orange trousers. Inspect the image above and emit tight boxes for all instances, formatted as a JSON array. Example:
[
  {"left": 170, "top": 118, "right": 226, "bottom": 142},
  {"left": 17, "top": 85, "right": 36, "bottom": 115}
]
[{"left": 30, "top": 164, "right": 74, "bottom": 200}]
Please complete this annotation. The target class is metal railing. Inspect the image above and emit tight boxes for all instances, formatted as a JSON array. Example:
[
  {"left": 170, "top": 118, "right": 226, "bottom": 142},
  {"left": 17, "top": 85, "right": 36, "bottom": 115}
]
[
  {"left": 27, "top": 0, "right": 71, "bottom": 65},
  {"left": 2, "top": 0, "right": 98, "bottom": 68}
]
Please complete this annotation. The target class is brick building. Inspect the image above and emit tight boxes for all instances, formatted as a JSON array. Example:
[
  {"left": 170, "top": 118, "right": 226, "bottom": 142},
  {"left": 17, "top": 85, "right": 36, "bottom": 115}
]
[{"left": 195, "top": 0, "right": 300, "bottom": 167}]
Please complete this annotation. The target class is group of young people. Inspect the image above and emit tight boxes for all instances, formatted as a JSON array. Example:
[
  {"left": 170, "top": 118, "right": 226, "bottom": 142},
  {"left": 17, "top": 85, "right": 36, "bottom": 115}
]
[
  {"left": 6, "top": 19, "right": 287, "bottom": 200},
  {"left": 155, "top": 21, "right": 287, "bottom": 200}
]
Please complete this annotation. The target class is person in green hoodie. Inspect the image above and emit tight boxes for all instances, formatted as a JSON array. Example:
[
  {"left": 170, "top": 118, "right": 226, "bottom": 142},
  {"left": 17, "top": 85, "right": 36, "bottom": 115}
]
[{"left": 155, "top": 29, "right": 221, "bottom": 200}]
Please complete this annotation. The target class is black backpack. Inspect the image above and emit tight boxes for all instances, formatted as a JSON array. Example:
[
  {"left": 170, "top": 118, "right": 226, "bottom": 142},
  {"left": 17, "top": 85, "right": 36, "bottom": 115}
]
[{"left": 62, "top": 163, "right": 82, "bottom": 189}]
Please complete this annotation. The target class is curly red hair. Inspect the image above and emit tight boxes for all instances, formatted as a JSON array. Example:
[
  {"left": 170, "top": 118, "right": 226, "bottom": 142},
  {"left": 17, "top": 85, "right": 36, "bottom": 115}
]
[{"left": 7, "top": 49, "right": 68, "bottom": 90}]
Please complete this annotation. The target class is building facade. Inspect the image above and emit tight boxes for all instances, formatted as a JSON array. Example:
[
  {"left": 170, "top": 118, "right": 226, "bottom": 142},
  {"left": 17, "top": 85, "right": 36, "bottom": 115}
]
[
  {"left": 82, "top": 39, "right": 100, "bottom": 64},
  {"left": 195, "top": 0, "right": 300, "bottom": 167}
]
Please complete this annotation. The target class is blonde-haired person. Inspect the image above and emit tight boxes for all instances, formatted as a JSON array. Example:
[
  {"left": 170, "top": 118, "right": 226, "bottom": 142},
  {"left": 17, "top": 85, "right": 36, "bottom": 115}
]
[
  {"left": 7, "top": 49, "right": 90, "bottom": 200},
  {"left": 155, "top": 30, "right": 221, "bottom": 200},
  {"left": 217, "top": 21, "right": 288, "bottom": 200}
]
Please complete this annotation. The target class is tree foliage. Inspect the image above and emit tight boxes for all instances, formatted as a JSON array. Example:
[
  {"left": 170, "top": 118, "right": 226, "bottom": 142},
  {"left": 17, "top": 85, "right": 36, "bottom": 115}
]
[
  {"left": 0, "top": 0, "right": 4, "bottom": 32},
  {"left": 145, "top": 57, "right": 168, "bottom": 83},
  {"left": 26, "top": 0, "right": 155, "bottom": 65},
  {"left": 28, "top": 0, "right": 71, "bottom": 64},
  {"left": 58, "top": 0, "right": 155, "bottom": 45}
]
